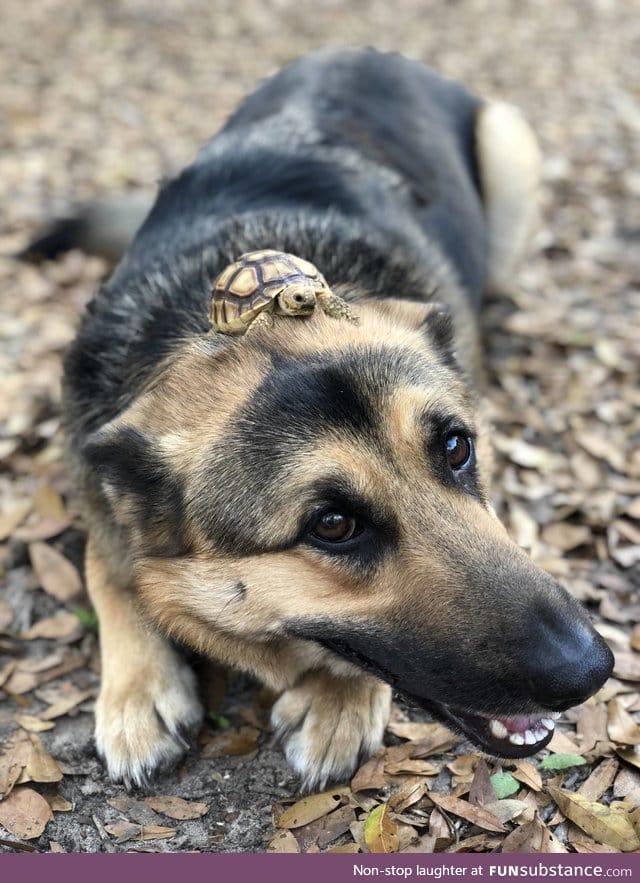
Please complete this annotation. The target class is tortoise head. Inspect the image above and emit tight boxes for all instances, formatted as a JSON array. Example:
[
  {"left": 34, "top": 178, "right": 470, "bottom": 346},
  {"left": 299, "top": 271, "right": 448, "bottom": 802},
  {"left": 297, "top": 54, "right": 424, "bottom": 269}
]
[{"left": 276, "top": 282, "right": 317, "bottom": 317}]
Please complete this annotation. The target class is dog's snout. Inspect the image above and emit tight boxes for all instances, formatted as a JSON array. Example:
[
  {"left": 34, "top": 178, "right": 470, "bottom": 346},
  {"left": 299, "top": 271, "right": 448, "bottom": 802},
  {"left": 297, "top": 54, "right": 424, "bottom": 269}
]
[{"left": 523, "top": 607, "right": 614, "bottom": 711}]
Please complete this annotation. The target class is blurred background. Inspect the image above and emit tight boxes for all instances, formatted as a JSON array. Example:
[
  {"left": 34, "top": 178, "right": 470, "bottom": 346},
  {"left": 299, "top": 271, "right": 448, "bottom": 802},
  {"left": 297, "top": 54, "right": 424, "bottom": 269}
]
[{"left": 1, "top": 0, "right": 639, "bottom": 855}]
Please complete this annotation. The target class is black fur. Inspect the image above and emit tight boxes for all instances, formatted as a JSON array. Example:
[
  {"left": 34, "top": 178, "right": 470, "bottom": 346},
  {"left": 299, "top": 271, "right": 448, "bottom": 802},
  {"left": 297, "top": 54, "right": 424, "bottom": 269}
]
[{"left": 63, "top": 49, "right": 487, "bottom": 468}]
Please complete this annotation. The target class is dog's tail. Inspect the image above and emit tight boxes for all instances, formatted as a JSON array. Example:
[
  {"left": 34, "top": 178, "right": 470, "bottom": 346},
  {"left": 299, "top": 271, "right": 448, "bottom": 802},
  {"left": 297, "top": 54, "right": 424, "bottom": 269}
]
[
  {"left": 17, "top": 192, "right": 153, "bottom": 264},
  {"left": 475, "top": 102, "right": 542, "bottom": 295}
]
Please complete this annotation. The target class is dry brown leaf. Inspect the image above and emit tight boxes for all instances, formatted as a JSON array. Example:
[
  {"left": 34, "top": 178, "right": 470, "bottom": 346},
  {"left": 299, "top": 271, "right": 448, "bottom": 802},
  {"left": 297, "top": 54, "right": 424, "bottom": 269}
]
[
  {"left": 21, "top": 611, "right": 83, "bottom": 641},
  {"left": 33, "top": 485, "right": 66, "bottom": 520},
  {"left": 386, "top": 721, "right": 453, "bottom": 743},
  {"left": 428, "top": 793, "right": 505, "bottom": 833},
  {"left": 542, "top": 522, "right": 592, "bottom": 551},
  {"left": 547, "top": 785, "right": 640, "bottom": 852},
  {"left": 616, "top": 746, "right": 640, "bottom": 770},
  {"left": 267, "top": 830, "right": 299, "bottom": 852},
  {"left": 631, "top": 625, "right": 640, "bottom": 652},
  {"left": 104, "top": 821, "right": 176, "bottom": 842},
  {"left": 0, "top": 600, "right": 14, "bottom": 633},
  {"left": 0, "top": 660, "right": 18, "bottom": 689},
  {"left": 578, "top": 758, "right": 619, "bottom": 801},
  {"left": 47, "top": 794, "right": 72, "bottom": 812},
  {"left": 4, "top": 651, "right": 85, "bottom": 694},
  {"left": 363, "top": 803, "right": 399, "bottom": 854},
  {"left": 29, "top": 541, "right": 82, "bottom": 601},
  {"left": 0, "top": 730, "right": 32, "bottom": 798},
  {"left": 388, "top": 780, "right": 427, "bottom": 814},
  {"left": 14, "top": 517, "right": 72, "bottom": 543},
  {"left": 445, "top": 834, "right": 502, "bottom": 853},
  {"left": 385, "top": 758, "right": 438, "bottom": 776},
  {"left": 468, "top": 759, "right": 496, "bottom": 805},
  {"left": 577, "top": 703, "right": 609, "bottom": 752},
  {"left": 143, "top": 796, "right": 209, "bottom": 820},
  {"left": 547, "top": 728, "right": 583, "bottom": 755},
  {"left": 17, "top": 733, "right": 63, "bottom": 784},
  {"left": 49, "top": 841, "right": 66, "bottom": 853},
  {"left": 571, "top": 838, "right": 620, "bottom": 854},
  {"left": 511, "top": 759, "right": 543, "bottom": 792},
  {"left": 40, "top": 687, "right": 94, "bottom": 720},
  {"left": 316, "top": 805, "right": 356, "bottom": 849},
  {"left": 0, "top": 786, "right": 53, "bottom": 839},
  {"left": 614, "top": 653, "right": 640, "bottom": 682},
  {"left": 501, "top": 816, "right": 566, "bottom": 854},
  {"left": 325, "top": 843, "right": 359, "bottom": 853},
  {"left": 13, "top": 714, "right": 55, "bottom": 732},
  {"left": 613, "top": 767, "right": 640, "bottom": 804},
  {"left": 608, "top": 698, "right": 640, "bottom": 745},
  {"left": 278, "top": 789, "right": 347, "bottom": 829},
  {"left": 200, "top": 725, "right": 259, "bottom": 758},
  {"left": 428, "top": 807, "right": 453, "bottom": 848},
  {"left": 351, "top": 752, "right": 385, "bottom": 792},
  {"left": 483, "top": 799, "right": 527, "bottom": 824},
  {"left": 0, "top": 500, "right": 31, "bottom": 541}
]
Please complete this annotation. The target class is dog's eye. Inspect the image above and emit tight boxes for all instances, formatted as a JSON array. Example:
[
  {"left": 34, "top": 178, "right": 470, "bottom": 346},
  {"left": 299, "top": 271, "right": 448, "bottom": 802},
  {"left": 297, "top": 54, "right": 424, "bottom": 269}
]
[
  {"left": 446, "top": 432, "right": 472, "bottom": 470},
  {"left": 310, "top": 512, "right": 358, "bottom": 543}
]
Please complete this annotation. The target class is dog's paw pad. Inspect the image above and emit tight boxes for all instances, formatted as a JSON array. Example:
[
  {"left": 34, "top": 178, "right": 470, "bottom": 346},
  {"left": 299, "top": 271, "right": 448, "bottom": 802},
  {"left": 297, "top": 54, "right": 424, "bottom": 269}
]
[
  {"left": 95, "top": 657, "right": 203, "bottom": 787},
  {"left": 271, "top": 674, "right": 391, "bottom": 791}
]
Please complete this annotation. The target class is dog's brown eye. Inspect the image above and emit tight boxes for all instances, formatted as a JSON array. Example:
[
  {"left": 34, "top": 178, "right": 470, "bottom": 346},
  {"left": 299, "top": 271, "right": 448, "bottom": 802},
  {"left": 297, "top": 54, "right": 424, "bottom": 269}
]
[
  {"left": 446, "top": 433, "right": 471, "bottom": 470},
  {"left": 312, "top": 512, "right": 357, "bottom": 543}
]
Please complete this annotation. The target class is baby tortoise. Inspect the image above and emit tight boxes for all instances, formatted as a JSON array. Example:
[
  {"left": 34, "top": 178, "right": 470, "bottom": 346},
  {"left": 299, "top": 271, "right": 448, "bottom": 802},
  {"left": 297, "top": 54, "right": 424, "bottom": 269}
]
[{"left": 209, "top": 249, "right": 357, "bottom": 335}]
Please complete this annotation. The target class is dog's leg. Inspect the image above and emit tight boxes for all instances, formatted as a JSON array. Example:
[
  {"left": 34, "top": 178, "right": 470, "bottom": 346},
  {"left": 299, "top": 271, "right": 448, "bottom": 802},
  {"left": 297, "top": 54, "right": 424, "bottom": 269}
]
[
  {"left": 271, "top": 670, "right": 391, "bottom": 791},
  {"left": 85, "top": 537, "right": 203, "bottom": 787},
  {"left": 475, "top": 102, "right": 542, "bottom": 294}
]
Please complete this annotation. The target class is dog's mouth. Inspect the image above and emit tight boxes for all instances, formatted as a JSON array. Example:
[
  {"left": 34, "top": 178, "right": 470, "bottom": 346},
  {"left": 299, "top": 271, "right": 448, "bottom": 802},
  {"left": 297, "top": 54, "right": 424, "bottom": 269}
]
[{"left": 416, "top": 696, "right": 558, "bottom": 759}]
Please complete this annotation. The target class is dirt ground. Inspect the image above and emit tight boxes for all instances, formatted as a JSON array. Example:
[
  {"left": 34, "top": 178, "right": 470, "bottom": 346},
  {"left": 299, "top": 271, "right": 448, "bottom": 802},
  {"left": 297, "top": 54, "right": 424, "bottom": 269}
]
[{"left": 1, "top": 0, "right": 640, "bottom": 856}]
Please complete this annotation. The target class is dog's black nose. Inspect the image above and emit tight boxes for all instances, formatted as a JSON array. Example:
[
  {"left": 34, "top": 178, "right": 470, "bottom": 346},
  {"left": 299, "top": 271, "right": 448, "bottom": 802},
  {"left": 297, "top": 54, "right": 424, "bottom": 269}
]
[{"left": 524, "top": 608, "right": 614, "bottom": 711}]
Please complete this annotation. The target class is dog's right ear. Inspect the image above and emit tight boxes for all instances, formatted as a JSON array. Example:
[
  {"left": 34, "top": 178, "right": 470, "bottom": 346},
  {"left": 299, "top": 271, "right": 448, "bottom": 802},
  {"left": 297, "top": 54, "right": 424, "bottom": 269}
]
[{"left": 82, "top": 422, "right": 187, "bottom": 555}]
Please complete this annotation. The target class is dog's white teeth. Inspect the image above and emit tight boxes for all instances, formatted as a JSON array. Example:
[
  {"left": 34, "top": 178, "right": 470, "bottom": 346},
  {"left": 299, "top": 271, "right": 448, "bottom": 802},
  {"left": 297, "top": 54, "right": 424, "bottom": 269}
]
[
  {"left": 489, "top": 719, "right": 509, "bottom": 739},
  {"left": 524, "top": 729, "right": 537, "bottom": 745},
  {"left": 509, "top": 732, "right": 525, "bottom": 746},
  {"left": 541, "top": 718, "right": 556, "bottom": 731},
  {"left": 533, "top": 725, "right": 548, "bottom": 741}
]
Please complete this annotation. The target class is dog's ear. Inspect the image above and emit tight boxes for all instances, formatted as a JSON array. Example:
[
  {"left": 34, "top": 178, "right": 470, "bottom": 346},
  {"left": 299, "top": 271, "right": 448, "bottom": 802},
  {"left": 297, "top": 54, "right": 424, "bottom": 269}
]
[
  {"left": 82, "top": 422, "right": 187, "bottom": 555},
  {"left": 367, "top": 298, "right": 457, "bottom": 364}
]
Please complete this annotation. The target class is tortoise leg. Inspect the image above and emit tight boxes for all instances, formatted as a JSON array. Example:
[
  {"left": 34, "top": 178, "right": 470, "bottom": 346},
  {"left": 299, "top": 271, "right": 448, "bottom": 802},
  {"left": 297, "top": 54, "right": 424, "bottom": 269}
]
[
  {"left": 244, "top": 311, "right": 275, "bottom": 335},
  {"left": 316, "top": 291, "right": 359, "bottom": 325}
]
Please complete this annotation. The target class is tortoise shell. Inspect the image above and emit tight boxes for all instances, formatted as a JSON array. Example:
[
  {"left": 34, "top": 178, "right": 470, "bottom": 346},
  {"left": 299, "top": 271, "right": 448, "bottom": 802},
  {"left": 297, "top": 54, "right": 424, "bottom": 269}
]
[{"left": 209, "top": 250, "right": 330, "bottom": 334}]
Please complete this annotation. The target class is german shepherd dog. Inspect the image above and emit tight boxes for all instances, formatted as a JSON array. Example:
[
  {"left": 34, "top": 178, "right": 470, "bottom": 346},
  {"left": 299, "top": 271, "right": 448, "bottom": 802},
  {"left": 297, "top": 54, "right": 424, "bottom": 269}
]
[{"left": 39, "top": 49, "right": 613, "bottom": 790}]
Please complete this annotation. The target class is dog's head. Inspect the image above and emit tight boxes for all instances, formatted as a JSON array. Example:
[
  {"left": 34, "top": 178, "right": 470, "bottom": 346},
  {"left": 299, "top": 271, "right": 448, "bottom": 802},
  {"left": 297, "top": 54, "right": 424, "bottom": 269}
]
[{"left": 84, "top": 298, "right": 613, "bottom": 758}]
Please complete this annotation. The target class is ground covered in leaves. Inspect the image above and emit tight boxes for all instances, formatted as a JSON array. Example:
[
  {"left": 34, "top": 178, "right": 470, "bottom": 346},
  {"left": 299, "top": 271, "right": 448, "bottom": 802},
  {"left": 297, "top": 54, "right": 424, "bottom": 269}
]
[{"left": 1, "top": 0, "right": 639, "bottom": 856}]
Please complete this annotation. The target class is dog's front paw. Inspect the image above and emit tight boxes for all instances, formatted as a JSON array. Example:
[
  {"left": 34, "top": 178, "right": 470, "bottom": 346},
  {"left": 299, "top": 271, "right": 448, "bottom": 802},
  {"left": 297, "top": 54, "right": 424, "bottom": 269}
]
[
  {"left": 95, "top": 648, "right": 203, "bottom": 788},
  {"left": 272, "top": 672, "right": 391, "bottom": 791}
]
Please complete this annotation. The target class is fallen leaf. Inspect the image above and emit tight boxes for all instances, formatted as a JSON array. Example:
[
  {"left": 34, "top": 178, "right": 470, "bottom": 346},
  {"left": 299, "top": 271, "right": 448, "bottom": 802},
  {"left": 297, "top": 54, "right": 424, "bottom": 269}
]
[
  {"left": 490, "top": 772, "right": 519, "bottom": 799},
  {"left": 608, "top": 698, "right": 640, "bottom": 744},
  {"left": 385, "top": 759, "right": 438, "bottom": 776},
  {"left": 13, "top": 714, "right": 55, "bottom": 732},
  {"left": 0, "top": 500, "right": 31, "bottom": 540},
  {"left": 29, "top": 541, "right": 83, "bottom": 601},
  {"left": 363, "top": 803, "right": 399, "bottom": 854},
  {"left": 578, "top": 759, "right": 619, "bottom": 801},
  {"left": 446, "top": 834, "right": 502, "bottom": 853},
  {"left": 542, "top": 522, "right": 592, "bottom": 551},
  {"left": 547, "top": 785, "right": 640, "bottom": 852},
  {"left": 577, "top": 703, "right": 609, "bottom": 752},
  {"left": 33, "top": 485, "right": 66, "bottom": 520},
  {"left": 143, "top": 796, "right": 209, "bottom": 820},
  {"left": 40, "top": 687, "right": 94, "bottom": 720},
  {"left": 49, "top": 841, "right": 66, "bottom": 853},
  {"left": 571, "top": 838, "right": 620, "bottom": 854},
  {"left": 540, "top": 753, "right": 587, "bottom": 771},
  {"left": 428, "top": 793, "right": 505, "bottom": 833},
  {"left": 104, "top": 821, "right": 176, "bottom": 842},
  {"left": 316, "top": 805, "right": 357, "bottom": 849},
  {"left": 428, "top": 807, "right": 453, "bottom": 848},
  {"left": 616, "top": 747, "right": 640, "bottom": 770},
  {"left": 547, "top": 729, "right": 583, "bottom": 755},
  {"left": 21, "top": 611, "right": 83, "bottom": 641},
  {"left": 4, "top": 651, "right": 85, "bottom": 694},
  {"left": 388, "top": 781, "right": 427, "bottom": 814},
  {"left": 614, "top": 653, "right": 640, "bottom": 683},
  {"left": 351, "top": 752, "right": 385, "bottom": 792},
  {"left": 0, "top": 786, "right": 53, "bottom": 839},
  {"left": 0, "top": 730, "right": 32, "bottom": 797},
  {"left": 0, "top": 600, "right": 14, "bottom": 632},
  {"left": 47, "top": 794, "right": 72, "bottom": 812},
  {"left": 511, "top": 760, "right": 543, "bottom": 792},
  {"left": 14, "top": 517, "right": 72, "bottom": 542},
  {"left": 386, "top": 721, "right": 455, "bottom": 744},
  {"left": 278, "top": 790, "right": 346, "bottom": 829},
  {"left": 325, "top": 843, "right": 359, "bottom": 854},
  {"left": 483, "top": 799, "right": 527, "bottom": 824},
  {"left": 200, "top": 725, "right": 259, "bottom": 758},
  {"left": 267, "top": 830, "right": 299, "bottom": 853},
  {"left": 613, "top": 768, "right": 640, "bottom": 804},
  {"left": 17, "top": 733, "right": 63, "bottom": 783},
  {"left": 501, "top": 816, "right": 566, "bottom": 854}
]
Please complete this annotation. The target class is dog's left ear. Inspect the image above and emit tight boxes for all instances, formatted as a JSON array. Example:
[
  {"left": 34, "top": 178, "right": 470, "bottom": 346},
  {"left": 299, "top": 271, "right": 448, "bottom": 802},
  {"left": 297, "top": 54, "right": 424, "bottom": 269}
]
[{"left": 368, "top": 298, "right": 456, "bottom": 363}]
